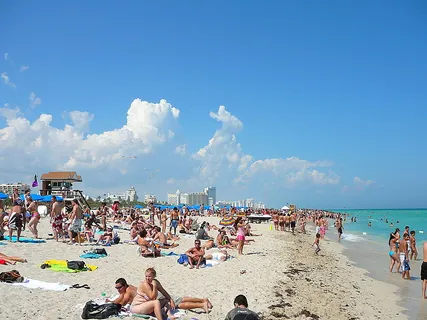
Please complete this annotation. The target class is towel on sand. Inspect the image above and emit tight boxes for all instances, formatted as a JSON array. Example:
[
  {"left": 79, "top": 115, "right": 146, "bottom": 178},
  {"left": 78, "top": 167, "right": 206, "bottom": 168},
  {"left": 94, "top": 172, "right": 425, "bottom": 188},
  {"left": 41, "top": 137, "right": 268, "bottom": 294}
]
[
  {"left": 42, "top": 260, "right": 98, "bottom": 272},
  {"left": 160, "top": 251, "right": 180, "bottom": 256},
  {"left": 0, "top": 242, "right": 7, "bottom": 246},
  {"left": 7, "top": 278, "right": 70, "bottom": 291},
  {"left": 79, "top": 253, "right": 107, "bottom": 259},
  {"left": 5, "top": 236, "right": 45, "bottom": 243}
]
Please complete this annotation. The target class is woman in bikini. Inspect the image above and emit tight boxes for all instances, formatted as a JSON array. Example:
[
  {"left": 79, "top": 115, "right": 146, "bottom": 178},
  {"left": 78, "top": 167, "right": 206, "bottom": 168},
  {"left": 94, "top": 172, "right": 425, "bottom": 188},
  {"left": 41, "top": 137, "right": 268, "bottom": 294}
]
[
  {"left": 130, "top": 268, "right": 213, "bottom": 319},
  {"left": 27, "top": 198, "right": 40, "bottom": 238},
  {"left": 0, "top": 252, "right": 27, "bottom": 265}
]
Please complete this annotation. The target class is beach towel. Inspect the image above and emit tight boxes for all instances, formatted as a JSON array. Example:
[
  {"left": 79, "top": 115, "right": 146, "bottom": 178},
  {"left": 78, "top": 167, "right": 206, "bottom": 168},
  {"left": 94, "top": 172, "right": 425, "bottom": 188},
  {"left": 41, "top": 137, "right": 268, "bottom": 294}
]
[
  {"left": 80, "top": 253, "right": 107, "bottom": 259},
  {"left": 0, "top": 242, "right": 6, "bottom": 246},
  {"left": 160, "top": 251, "right": 180, "bottom": 256},
  {"left": 8, "top": 278, "right": 70, "bottom": 291},
  {"left": 42, "top": 260, "right": 98, "bottom": 272},
  {"left": 4, "top": 236, "right": 46, "bottom": 243},
  {"left": 205, "top": 259, "right": 220, "bottom": 267}
]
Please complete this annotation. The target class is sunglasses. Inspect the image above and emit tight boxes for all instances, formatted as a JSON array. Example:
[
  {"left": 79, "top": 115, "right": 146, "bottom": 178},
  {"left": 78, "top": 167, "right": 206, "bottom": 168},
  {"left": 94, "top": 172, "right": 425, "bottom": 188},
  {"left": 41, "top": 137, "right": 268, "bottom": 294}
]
[{"left": 115, "top": 285, "right": 124, "bottom": 290}]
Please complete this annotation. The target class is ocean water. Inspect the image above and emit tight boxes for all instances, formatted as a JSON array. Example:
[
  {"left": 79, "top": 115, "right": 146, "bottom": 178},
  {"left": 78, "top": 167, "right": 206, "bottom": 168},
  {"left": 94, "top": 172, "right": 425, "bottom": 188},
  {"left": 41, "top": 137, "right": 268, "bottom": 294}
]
[
  {"left": 329, "top": 208, "right": 427, "bottom": 246},
  {"left": 327, "top": 208, "right": 427, "bottom": 320}
]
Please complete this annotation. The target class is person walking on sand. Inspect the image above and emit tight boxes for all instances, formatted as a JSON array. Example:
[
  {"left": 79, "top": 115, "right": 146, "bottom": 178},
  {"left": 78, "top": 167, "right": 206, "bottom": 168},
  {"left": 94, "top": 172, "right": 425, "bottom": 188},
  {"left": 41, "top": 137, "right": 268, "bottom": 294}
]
[
  {"left": 336, "top": 217, "right": 343, "bottom": 242},
  {"left": 410, "top": 230, "right": 418, "bottom": 260},
  {"left": 399, "top": 233, "right": 411, "bottom": 280},
  {"left": 313, "top": 233, "right": 321, "bottom": 255},
  {"left": 421, "top": 243, "right": 427, "bottom": 299}
]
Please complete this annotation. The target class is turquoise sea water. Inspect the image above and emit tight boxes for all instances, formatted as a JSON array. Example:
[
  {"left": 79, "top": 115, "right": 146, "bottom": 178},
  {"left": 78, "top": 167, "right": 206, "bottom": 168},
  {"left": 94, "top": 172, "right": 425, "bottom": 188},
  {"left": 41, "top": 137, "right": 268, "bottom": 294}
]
[{"left": 328, "top": 208, "right": 427, "bottom": 245}]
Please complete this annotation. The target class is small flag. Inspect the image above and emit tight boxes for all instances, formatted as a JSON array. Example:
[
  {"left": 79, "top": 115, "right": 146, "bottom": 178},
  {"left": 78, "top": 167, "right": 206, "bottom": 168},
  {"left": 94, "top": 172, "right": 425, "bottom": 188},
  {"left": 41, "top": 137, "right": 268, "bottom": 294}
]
[{"left": 32, "top": 174, "right": 38, "bottom": 187}]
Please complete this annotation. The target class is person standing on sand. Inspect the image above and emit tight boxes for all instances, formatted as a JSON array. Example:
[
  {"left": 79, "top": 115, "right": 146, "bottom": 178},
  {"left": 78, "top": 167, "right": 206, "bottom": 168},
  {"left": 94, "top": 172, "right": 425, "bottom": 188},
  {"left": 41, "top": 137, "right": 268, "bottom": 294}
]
[
  {"left": 410, "top": 231, "right": 418, "bottom": 260},
  {"left": 313, "top": 233, "right": 321, "bottom": 255},
  {"left": 399, "top": 233, "right": 411, "bottom": 280},
  {"left": 421, "top": 243, "right": 427, "bottom": 299},
  {"left": 50, "top": 196, "right": 65, "bottom": 242},
  {"left": 388, "top": 230, "right": 400, "bottom": 272},
  {"left": 68, "top": 199, "right": 83, "bottom": 245},
  {"left": 336, "top": 217, "right": 343, "bottom": 241},
  {"left": 290, "top": 212, "right": 296, "bottom": 235}
]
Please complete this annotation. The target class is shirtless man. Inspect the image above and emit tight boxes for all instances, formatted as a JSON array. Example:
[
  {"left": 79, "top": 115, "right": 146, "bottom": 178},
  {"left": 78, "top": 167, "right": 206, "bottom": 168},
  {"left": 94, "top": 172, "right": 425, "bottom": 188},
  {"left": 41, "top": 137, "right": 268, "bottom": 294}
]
[
  {"left": 290, "top": 212, "right": 297, "bottom": 235},
  {"left": 400, "top": 233, "right": 411, "bottom": 280},
  {"left": 99, "top": 202, "right": 108, "bottom": 231},
  {"left": 421, "top": 243, "right": 427, "bottom": 299},
  {"left": 410, "top": 231, "right": 418, "bottom": 260},
  {"left": 9, "top": 197, "right": 24, "bottom": 242},
  {"left": 186, "top": 239, "right": 205, "bottom": 269},
  {"left": 170, "top": 208, "right": 179, "bottom": 236},
  {"left": 50, "top": 196, "right": 65, "bottom": 242},
  {"left": 106, "top": 278, "right": 137, "bottom": 306},
  {"left": 153, "top": 226, "right": 178, "bottom": 248},
  {"left": 68, "top": 199, "right": 83, "bottom": 245},
  {"left": 336, "top": 218, "right": 343, "bottom": 242}
]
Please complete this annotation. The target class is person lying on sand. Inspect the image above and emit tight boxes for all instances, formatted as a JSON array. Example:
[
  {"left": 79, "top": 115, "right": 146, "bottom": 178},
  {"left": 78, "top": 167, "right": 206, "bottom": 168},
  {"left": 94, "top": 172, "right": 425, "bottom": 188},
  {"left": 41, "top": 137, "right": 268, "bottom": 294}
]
[
  {"left": 204, "top": 250, "right": 229, "bottom": 262},
  {"left": 0, "top": 252, "right": 27, "bottom": 265},
  {"left": 130, "top": 268, "right": 213, "bottom": 320},
  {"left": 185, "top": 240, "right": 205, "bottom": 269},
  {"left": 106, "top": 278, "right": 137, "bottom": 306}
]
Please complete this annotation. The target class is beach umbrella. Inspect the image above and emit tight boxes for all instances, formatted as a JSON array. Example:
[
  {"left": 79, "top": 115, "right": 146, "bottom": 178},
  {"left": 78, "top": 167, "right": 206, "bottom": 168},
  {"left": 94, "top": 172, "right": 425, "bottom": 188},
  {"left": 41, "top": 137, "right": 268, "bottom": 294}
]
[
  {"left": 134, "top": 205, "right": 143, "bottom": 209},
  {"left": 20, "top": 194, "right": 44, "bottom": 201},
  {"left": 219, "top": 215, "right": 236, "bottom": 226},
  {"left": 281, "top": 205, "right": 289, "bottom": 210},
  {"left": 0, "top": 192, "right": 8, "bottom": 200},
  {"left": 40, "top": 195, "right": 63, "bottom": 202}
]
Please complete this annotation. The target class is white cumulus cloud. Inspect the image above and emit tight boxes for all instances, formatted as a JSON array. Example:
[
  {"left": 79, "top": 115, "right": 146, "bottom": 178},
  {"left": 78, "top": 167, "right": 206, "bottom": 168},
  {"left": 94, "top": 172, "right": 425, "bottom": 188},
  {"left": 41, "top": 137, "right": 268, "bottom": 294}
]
[
  {"left": 29, "top": 92, "right": 42, "bottom": 108},
  {"left": 354, "top": 176, "right": 374, "bottom": 188},
  {"left": 0, "top": 98, "right": 180, "bottom": 176},
  {"left": 175, "top": 144, "right": 186, "bottom": 156},
  {"left": 1, "top": 72, "right": 16, "bottom": 88}
]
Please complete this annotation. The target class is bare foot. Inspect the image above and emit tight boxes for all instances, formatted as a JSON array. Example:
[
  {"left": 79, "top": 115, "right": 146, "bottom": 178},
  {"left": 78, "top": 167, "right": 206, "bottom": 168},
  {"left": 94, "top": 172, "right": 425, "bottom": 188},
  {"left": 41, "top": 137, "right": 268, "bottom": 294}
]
[
  {"left": 202, "top": 301, "right": 209, "bottom": 313},
  {"left": 206, "top": 299, "right": 213, "bottom": 309}
]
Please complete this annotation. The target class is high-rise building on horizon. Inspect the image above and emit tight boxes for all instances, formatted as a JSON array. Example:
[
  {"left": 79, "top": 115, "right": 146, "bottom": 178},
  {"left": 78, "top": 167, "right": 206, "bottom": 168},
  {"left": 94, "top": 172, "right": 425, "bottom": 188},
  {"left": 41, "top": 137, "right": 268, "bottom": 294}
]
[
  {"left": 204, "top": 186, "right": 216, "bottom": 206},
  {"left": 0, "top": 182, "right": 31, "bottom": 195}
]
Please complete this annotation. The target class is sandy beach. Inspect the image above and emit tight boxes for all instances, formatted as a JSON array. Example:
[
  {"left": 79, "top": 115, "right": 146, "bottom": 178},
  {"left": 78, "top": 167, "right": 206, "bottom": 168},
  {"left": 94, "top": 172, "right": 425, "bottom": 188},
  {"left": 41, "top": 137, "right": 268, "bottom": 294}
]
[{"left": 0, "top": 216, "right": 407, "bottom": 320}]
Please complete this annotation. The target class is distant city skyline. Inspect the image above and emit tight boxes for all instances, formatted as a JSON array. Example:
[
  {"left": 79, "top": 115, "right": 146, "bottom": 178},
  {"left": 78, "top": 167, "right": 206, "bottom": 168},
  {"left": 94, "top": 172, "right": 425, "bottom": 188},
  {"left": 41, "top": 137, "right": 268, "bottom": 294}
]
[{"left": 1, "top": 2, "right": 426, "bottom": 208}]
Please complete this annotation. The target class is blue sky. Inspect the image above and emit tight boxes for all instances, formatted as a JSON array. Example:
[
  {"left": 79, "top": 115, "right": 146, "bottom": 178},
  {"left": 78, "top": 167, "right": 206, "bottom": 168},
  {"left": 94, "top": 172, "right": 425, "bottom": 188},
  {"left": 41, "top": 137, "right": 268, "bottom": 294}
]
[{"left": 0, "top": 1, "right": 426, "bottom": 208}]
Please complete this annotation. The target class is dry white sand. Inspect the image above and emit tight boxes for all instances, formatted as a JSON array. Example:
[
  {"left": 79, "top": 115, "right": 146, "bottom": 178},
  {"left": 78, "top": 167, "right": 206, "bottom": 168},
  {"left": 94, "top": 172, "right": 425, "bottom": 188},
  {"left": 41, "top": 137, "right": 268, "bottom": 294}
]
[{"left": 0, "top": 216, "right": 406, "bottom": 320}]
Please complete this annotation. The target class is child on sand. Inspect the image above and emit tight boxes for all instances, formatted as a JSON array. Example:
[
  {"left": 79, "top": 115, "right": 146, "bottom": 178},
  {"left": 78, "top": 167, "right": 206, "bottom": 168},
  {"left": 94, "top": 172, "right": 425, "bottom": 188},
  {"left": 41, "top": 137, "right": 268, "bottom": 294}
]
[{"left": 313, "top": 233, "right": 321, "bottom": 255}]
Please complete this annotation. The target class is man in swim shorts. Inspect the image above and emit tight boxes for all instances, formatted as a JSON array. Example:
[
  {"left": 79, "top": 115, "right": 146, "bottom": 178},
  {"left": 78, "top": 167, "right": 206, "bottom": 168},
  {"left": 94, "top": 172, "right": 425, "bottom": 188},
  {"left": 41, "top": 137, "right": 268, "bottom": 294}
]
[
  {"left": 170, "top": 207, "right": 179, "bottom": 236},
  {"left": 399, "top": 233, "right": 411, "bottom": 280},
  {"left": 422, "top": 242, "right": 427, "bottom": 299}
]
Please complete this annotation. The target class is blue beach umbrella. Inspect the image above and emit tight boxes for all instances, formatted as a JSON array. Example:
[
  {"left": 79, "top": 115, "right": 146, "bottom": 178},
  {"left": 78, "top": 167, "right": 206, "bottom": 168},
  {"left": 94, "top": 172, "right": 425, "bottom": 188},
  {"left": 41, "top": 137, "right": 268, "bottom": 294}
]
[
  {"left": 20, "top": 194, "right": 44, "bottom": 201},
  {"left": 0, "top": 192, "right": 8, "bottom": 200},
  {"left": 41, "top": 195, "right": 63, "bottom": 202},
  {"left": 134, "top": 205, "right": 143, "bottom": 209}
]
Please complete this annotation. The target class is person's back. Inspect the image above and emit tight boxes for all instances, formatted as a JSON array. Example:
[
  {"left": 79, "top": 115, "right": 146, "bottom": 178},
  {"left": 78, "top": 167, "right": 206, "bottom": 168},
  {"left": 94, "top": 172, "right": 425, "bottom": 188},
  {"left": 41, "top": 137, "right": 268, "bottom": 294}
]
[
  {"left": 225, "top": 307, "right": 259, "bottom": 320},
  {"left": 225, "top": 295, "right": 260, "bottom": 320}
]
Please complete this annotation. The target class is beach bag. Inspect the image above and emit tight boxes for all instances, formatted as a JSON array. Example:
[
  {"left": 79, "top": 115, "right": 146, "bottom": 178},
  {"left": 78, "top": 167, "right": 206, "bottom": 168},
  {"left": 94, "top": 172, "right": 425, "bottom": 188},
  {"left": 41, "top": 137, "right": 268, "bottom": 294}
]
[
  {"left": 93, "top": 248, "right": 107, "bottom": 255},
  {"left": 177, "top": 254, "right": 188, "bottom": 264},
  {"left": 113, "top": 232, "right": 120, "bottom": 244},
  {"left": 67, "top": 260, "right": 86, "bottom": 270},
  {"left": 81, "top": 301, "right": 121, "bottom": 319},
  {"left": 0, "top": 270, "right": 24, "bottom": 283}
]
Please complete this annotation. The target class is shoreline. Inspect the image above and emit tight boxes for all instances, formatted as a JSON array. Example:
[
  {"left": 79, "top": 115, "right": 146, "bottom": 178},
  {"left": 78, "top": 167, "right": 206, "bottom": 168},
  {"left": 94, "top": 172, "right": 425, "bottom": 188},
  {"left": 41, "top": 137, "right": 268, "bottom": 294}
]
[{"left": 263, "top": 226, "right": 406, "bottom": 320}]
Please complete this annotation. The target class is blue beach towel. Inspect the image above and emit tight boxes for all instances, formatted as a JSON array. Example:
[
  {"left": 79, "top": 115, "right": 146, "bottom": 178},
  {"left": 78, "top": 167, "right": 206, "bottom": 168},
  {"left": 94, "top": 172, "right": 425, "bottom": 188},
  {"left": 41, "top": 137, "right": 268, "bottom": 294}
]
[
  {"left": 160, "top": 251, "right": 180, "bottom": 257},
  {"left": 4, "top": 236, "right": 46, "bottom": 243},
  {"left": 0, "top": 242, "right": 7, "bottom": 246},
  {"left": 79, "top": 253, "right": 108, "bottom": 259}
]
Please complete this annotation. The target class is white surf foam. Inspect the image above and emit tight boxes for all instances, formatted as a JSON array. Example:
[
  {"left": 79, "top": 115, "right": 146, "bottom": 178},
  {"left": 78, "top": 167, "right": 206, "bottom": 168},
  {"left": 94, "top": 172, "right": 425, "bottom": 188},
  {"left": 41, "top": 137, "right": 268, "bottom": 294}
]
[{"left": 341, "top": 233, "right": 366, "bottom": 242}]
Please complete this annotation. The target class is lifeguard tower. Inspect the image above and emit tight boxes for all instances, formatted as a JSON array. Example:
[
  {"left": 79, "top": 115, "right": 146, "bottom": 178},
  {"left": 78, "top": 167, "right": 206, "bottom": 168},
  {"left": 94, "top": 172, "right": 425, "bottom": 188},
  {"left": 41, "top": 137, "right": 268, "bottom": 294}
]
[{"left": 40, "top": 171, "right": 90, "bottom": 209}]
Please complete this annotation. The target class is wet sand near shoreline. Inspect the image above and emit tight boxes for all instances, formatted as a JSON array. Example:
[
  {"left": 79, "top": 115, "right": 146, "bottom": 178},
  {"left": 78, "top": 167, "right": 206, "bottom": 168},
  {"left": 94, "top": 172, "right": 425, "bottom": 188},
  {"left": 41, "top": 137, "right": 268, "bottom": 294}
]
[
  {"left": 341, "top": 239, "right": 427, "bottom": 320},
  {"left": 0, "top": 217, "right": 406, "bottom": 320}
]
